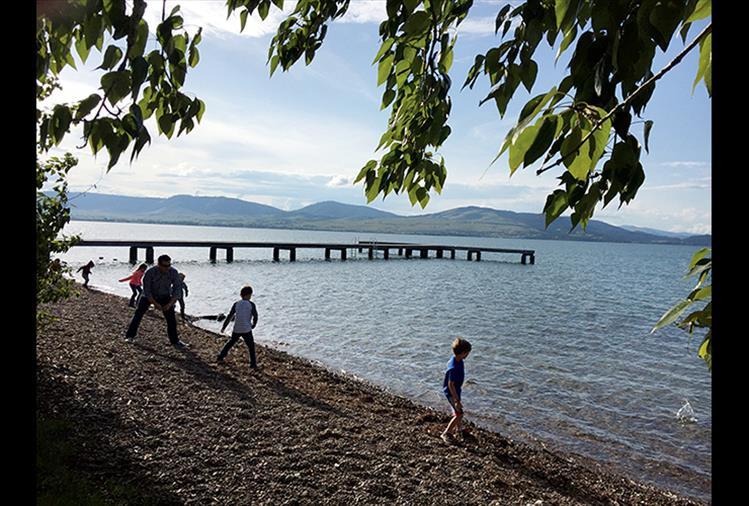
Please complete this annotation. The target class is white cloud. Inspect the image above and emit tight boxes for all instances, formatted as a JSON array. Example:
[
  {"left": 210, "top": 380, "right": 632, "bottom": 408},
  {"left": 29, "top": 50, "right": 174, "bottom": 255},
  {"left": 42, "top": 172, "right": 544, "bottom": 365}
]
[
  {"left": 660, "top": 161, "right": 708, "bottom": 168},
  {"left": 642, "top": 177, "right": 711, "bottom": 191},
  {"left": 456, "top": 16, "right": 497, "bottom": 35},
  {"left": 338, "top": 1, "right": 387, "bottom": 24},
  {"left": 141, "top": 0, "right": 292, "bottom": 40},
  {"left": 40, "top": 78, "right": 100, "bottom": 108},
  {"left": 327, "top": 175, "right": 352, "bottom": 187}
]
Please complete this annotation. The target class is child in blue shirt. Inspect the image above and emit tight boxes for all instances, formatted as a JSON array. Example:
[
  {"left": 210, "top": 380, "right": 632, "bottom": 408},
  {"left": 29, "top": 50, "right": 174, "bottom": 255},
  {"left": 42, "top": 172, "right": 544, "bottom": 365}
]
[{"left": 441, "top": 337, "right": 472, "bottom": 444}]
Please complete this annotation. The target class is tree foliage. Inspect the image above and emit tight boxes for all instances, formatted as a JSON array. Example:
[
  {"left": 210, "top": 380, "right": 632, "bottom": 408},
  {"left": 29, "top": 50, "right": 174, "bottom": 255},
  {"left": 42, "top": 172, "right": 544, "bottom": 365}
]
[
  {"left": 36, "top": 151, "right": 80, "bottom": 325},
  {"left": 37, "top": 0, "right": 205, "bottom": 170},
  {"left": 37, "top": 76, "right": 81, "bottom": 326},
  {"left": 652, "top": 248, "right": 712, "bottom": 371}
]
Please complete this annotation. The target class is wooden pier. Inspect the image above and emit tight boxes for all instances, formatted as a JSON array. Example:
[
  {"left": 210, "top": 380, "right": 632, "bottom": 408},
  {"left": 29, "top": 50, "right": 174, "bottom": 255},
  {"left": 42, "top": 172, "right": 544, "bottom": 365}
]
[{"left": 74, "top": 240, "right": 535, "bottom": 265}]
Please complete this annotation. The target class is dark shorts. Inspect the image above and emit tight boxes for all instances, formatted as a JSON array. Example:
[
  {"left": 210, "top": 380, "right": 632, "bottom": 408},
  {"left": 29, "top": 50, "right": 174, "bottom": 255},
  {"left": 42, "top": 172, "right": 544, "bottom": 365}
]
[{"left": 445, "top": 393, "right": 463, "bottom": 416}]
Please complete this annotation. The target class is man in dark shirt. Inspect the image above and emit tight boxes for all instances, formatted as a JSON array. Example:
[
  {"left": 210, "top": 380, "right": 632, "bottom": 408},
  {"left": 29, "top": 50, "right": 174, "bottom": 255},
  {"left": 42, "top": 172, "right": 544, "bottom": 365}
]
[{"left": 125, "top": 254, "right": 188, "bottom": 348}]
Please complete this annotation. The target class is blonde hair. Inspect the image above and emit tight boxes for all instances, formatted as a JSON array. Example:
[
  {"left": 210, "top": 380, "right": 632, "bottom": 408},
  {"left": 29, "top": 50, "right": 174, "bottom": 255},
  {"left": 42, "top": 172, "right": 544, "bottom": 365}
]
[{"left": 452, "top": 337, "right": 472, "bottom": 355}]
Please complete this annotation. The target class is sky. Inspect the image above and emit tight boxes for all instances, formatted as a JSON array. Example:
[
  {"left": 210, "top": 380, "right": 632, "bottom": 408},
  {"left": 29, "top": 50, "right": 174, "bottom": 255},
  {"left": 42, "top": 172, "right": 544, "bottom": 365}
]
[{"left": 41, "top": 0, "right": 712, "bottom": 234}]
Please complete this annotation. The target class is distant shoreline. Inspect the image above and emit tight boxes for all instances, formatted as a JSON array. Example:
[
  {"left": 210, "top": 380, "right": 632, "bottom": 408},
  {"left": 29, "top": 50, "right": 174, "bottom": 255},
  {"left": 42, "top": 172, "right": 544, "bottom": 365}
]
[{"left": 68, "top": 217, "right": 710, "bottom": 247}]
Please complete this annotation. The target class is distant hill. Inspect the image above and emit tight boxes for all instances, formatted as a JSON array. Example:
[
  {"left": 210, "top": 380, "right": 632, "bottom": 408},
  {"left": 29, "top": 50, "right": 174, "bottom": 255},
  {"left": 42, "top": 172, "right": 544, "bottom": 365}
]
[
  {"left": 287, "top": 201, "right": 397, "bottom": 220},
  {"left": 619, "top": 225, "right": 695, "bottom": 239},
  {"left": 62, "top": 192, "right": 711, "bottom": 246}
]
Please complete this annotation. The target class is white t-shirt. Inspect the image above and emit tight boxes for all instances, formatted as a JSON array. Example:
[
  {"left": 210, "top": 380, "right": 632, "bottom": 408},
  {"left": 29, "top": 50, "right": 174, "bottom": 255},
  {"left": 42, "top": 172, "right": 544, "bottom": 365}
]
[{"left": 232, "top": 299, "right": 256, "bottom": 334}]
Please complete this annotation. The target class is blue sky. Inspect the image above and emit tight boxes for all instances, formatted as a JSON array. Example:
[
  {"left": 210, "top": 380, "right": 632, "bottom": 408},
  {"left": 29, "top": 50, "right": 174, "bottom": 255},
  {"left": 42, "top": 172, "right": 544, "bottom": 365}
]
[{"left": 43, "top": 0, "right": 711, "bottom": 234}]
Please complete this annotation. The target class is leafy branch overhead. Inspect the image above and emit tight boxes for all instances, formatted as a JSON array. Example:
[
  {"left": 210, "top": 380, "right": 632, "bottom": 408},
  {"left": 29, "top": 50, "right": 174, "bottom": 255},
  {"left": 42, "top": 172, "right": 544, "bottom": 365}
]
[{"left": 37, "top": 0, "right": 206, "bottom": 171}]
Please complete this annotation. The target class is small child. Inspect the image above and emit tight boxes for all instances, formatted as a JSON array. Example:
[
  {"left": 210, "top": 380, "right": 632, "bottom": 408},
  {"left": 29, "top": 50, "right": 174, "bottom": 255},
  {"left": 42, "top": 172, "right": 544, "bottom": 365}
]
[
  {"left": 119, "top": 263, "right": 148, "bottom": 307},
  {"left": 440, "top": 337, "right": 472, "bottom": 444},
  {"left": 177, "top": 272, "right": 189, "bottom": 321},
  {"left": 76, "top": 260, "right": 95, "bottom": 288},
  {"left": 218, "top": 285, "right": 259, "bottom": 369}
]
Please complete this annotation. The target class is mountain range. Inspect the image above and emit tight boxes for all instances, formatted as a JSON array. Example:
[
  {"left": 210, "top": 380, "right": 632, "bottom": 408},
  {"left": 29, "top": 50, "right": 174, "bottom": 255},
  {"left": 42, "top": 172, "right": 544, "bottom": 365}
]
[{"left": 62, "top": 192, "right": 711, "bottom": 246}]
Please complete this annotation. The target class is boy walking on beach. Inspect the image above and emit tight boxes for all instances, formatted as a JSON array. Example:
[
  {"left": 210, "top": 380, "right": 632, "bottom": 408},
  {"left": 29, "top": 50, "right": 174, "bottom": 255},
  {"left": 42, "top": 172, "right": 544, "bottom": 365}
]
[
  {"left": 218, "top": 286, "right": 259, "bottom": 369},
  {"left": 441, "top": 338, "right": 472, "bottom": 444}
]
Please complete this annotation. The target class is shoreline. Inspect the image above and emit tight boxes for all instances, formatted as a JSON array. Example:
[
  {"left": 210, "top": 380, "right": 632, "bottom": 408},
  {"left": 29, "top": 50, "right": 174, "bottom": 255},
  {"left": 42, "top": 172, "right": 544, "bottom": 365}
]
[{"left": 37, "top": 287, "right": 707, "bottom": 504}]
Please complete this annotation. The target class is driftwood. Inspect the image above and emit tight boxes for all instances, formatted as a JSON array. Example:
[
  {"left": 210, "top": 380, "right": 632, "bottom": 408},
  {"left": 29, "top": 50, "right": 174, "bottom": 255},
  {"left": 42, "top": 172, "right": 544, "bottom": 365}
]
[{"left": 191, "top": 313, "right": 227, "bottom": 322}]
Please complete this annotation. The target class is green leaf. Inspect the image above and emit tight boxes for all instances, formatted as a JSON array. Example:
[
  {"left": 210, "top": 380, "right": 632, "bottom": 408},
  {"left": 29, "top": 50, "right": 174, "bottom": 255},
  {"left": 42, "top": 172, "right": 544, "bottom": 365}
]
[
  {"left": 51, "top": 106, "right": 73, "bottom": 146},
  {"left": 158, "top": 113, "right": 175, "bottom": 139},
  {"left": 679, "top": 22, "right": 691, "bottom": 44},
  {"left": 555, "top": 0, "right": 573, "bottom": 31},
  {"left": 440, "top": 47, "right": 454, "bottom": 73},
  {"left": 196, "top": 99, "right": 206, "bottom": 122},
  {"left": 258, "top": 1, "right": 270, "bottom": 20},
  {"left": 612, "top": 109, "right": 632, "bottom": 138},
  {"left": 520, "top": 59, "right": 538, "bottom": 92},
  {"left": 74, "top": 35, "right": 90, "bottom": 64},
  {"left": 643, "top": 120, "right": 654, "bottom": 153},
  {"left": 270, "top": 55, "right": 280, "bottom": 76},
  {"left": 402, "top": 11, "right": 430, "bottom": 36},
  {"left": 129, "top": 19, "right": 149, "bottom": 59},
  {"left": 687, "top": 0, "right": 711, "bottom": 22},
  {"left": 698, "top": 334, "right": 711, "bottom": 371},
  {"left": 516, "top": 87, "right": 558, "bottom": 134},
  {"left": 377, "top": 54, "right": 395, "bottom": 86},
  {"left": 692, "top": 32, "right": 711, "bottom": 96},
  {"left": 652, "top": 299, "right": 693, "bottom": 332},
  {"left": 192, "top": 27, "right": 203, "bottom": 48},
  {"left": 525, "top": 116, "right": 559, "bottom": 169},
  {"left": 189, "top": 46, "right": 200, "bottom": 68},
  {"left": 688, "top": 285, "right": 711, "bottom": 302},
  {"left": 588, "top": 108, "right": 612, "bottom": 169},
  {"left": 404, "top": 0, "right": 419, "bottom": 13},
  {"left": 75, "top": 94, "right": 101, "bottom": 120},
  {"left": 509, "top": 122, "right": 541, "bottom": 174},
  {"left": 394, "top": 59, "right": 411, "bottom": 87},
  {"left": 172, "top": 35, "right": 187, "bottom": 55},
  {"left": 372, "top": 38, "right": 394, "bottom": 64},
  {"left": 240, "top": 10, "right": 249, "bottom": 32},
  {"left": 648, "top": 0, "right": 683, "bottom": 51},
  {"left": 688, "top": 248, "right": 710, "bottom": 269},
  {"left": 84, "top": 14, "right": 103, "bottom": 49},
  {"left": 381, "top": 89, "right": 396, "bottom": 110},
  {"left": 556, "top": 25, "right": 577, "bottom": 62},
  {"left": 355, "top": 160, "right": 377, "bottom": 184},
  {"left": 366, "top": 174, "right": 382, "bottom": 202},
  {"left": 544, "top": 190, "right": 569, "bottom": 227},
  {"left": 561, "top": 127, "right": 593, "bottom": 180},
  {"left": 99, "top": 45, "right": 123, "bottom": 70},
  {"left": 100, "top": 71, "right": 132, "bottom": 106}
]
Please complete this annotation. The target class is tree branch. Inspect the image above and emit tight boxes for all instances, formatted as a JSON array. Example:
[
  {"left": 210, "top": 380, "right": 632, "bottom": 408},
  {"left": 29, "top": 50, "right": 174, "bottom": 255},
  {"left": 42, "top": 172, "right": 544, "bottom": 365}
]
[{"left": 536, "top": 22, "right": 712, "bottom": 176}]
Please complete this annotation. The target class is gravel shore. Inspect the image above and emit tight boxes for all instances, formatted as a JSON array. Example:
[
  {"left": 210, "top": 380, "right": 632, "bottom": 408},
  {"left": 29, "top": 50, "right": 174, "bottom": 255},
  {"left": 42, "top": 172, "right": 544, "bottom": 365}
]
[{"left": 37, "top": 287, "right": 705, "bottom": 505}]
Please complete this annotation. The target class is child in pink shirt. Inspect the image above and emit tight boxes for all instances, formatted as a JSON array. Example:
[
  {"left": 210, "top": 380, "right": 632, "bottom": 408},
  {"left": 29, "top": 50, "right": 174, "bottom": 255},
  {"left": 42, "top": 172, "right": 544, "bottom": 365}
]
[{"left": 120, "top": 263, "right": 148, "bottom": 308}]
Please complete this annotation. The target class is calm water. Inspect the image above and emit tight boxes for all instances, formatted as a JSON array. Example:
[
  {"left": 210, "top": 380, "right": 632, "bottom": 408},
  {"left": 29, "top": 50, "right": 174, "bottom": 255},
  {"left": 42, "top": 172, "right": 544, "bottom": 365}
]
[{"left": 57, "top": 220, "right": 712, "bottom": 501}]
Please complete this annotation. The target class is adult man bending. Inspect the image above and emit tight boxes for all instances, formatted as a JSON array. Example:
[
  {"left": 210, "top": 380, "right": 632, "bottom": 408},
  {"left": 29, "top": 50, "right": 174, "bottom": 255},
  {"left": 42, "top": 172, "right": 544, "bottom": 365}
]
[{"left": 125, "top": 254, "right": 189, "bottom": 348}]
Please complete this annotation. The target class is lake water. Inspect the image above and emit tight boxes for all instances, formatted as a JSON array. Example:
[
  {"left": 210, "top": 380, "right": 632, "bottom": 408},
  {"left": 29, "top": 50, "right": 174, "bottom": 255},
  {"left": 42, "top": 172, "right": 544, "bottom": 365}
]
[{"left": 57, "top": 220, "right": 712, "bottom": 501}]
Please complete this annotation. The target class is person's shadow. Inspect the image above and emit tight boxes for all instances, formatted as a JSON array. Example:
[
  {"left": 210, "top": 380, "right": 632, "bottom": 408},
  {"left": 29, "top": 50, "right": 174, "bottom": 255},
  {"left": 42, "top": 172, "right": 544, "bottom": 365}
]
[{"left": 132, "top": 341, "right": 346, "bottom": 417}]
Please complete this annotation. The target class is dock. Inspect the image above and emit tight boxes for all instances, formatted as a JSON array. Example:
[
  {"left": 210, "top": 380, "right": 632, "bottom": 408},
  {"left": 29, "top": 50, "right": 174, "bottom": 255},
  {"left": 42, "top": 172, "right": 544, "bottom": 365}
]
[{"left": 73, "top": 240, "right": 536, "bottom": 265}]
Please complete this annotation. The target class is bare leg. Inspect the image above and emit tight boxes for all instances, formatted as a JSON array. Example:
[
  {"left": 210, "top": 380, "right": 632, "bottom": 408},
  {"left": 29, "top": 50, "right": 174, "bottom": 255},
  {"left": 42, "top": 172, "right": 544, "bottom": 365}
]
[{"left": 444, "top": 413, "right": 462, "bottom": 435}]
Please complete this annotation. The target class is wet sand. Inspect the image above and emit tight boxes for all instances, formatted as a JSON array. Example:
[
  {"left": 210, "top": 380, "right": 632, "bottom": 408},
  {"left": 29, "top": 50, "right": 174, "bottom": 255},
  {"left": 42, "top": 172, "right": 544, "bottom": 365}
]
[{"left": 37, "top": 287, "right": 705, "bottom": 505}]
